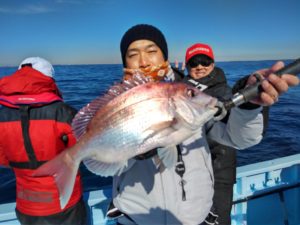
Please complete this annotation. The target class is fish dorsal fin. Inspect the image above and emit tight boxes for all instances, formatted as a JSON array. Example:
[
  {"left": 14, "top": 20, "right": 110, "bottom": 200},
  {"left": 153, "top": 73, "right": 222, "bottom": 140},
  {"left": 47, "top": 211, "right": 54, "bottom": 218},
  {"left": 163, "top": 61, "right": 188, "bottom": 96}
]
[{"left": 72, "top": 73, "right": 152, "bottom": 139}]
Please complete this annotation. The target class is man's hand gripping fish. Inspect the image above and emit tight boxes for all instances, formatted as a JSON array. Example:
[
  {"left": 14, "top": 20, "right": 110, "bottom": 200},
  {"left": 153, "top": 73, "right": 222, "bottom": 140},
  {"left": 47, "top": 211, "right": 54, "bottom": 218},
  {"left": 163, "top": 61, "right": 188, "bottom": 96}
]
[{"left": 34, "top": 73, "right": 219, "bottom": 209}]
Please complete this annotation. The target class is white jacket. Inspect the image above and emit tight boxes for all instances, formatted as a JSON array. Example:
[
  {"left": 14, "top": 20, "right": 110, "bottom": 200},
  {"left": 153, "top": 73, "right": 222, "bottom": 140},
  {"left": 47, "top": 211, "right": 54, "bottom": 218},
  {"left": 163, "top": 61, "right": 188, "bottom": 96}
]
[{"left": 113, "top": 106, "right": 263, "bottom": 225}]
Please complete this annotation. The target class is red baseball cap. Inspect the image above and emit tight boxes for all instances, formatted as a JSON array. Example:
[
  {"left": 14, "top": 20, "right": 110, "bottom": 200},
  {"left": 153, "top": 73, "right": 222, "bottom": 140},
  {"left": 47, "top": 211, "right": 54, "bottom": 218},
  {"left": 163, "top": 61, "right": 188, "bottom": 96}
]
[{"left": 185, "top": 43, "right": 214, "bottom": 63}]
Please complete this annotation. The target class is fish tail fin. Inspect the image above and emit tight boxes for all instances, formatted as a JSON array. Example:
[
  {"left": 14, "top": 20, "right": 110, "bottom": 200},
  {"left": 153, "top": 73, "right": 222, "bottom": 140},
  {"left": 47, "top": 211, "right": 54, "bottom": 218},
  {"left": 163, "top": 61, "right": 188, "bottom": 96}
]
[{"left": 33, "top": 147, "right": 80, "bottom": 209}]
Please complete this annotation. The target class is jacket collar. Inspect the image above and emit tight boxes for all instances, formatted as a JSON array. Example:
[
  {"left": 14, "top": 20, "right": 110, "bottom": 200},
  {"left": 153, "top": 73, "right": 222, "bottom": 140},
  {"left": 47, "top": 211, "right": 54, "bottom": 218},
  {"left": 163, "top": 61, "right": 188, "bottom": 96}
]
[{"left": 0, "top": 67, "right": 62, "bottom": 108}]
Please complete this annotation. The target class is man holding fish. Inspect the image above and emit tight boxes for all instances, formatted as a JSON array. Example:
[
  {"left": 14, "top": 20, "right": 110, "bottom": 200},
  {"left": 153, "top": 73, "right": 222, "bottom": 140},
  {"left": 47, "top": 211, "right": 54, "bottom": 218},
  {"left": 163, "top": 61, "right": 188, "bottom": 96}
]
[{"left": 34, "top": 24, "right": 299, "bottom": 225}]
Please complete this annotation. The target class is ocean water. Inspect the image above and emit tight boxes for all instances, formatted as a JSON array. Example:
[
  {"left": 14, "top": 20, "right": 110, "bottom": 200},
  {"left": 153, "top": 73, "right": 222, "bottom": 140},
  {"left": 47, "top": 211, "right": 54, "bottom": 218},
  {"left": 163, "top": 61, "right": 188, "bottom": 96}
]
[{"left": 0, "top": 60, "right": 299, "bottom": 203}]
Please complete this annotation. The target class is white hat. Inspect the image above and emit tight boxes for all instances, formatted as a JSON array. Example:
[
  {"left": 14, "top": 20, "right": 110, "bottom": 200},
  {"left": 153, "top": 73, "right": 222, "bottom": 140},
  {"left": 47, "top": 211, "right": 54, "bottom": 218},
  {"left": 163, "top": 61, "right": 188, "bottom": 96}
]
[{"left": 18, "top": 57, "right": 55, "bottom": 78}]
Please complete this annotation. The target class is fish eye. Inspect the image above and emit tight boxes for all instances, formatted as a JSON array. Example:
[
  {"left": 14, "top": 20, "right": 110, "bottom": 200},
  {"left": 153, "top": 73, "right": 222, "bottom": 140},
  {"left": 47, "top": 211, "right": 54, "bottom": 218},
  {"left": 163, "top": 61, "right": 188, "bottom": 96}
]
[{"left": 187, "top": 88, "right": 195, "bottom": 97}]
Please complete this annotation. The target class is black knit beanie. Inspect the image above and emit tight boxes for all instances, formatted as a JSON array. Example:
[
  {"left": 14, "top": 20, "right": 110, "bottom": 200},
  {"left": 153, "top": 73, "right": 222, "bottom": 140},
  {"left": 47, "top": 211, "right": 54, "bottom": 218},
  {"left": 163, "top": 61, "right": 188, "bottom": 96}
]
[{"left": 120, "top": 24, "right": 168, "bottom": 66}]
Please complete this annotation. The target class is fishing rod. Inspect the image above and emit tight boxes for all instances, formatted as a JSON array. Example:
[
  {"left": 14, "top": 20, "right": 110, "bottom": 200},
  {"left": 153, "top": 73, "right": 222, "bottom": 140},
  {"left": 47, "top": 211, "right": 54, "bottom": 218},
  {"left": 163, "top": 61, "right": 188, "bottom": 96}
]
[{"left": 214, "top": 58, "right": 300, "bottom": 120}]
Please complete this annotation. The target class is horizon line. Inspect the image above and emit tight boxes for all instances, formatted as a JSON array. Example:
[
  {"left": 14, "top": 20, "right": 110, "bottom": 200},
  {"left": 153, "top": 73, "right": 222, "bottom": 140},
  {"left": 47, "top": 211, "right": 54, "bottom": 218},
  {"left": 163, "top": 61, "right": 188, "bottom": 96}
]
[{"left": 1, "top": 58, "right": 295, "bottom": 68}]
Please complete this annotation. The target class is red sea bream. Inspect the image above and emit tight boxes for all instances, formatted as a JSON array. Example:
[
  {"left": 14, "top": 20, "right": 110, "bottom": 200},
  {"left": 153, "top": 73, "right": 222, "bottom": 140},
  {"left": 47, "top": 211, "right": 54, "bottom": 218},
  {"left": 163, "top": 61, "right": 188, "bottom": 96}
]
[{"left": 34, "top": 74, "right": 219, "bottom": 209}]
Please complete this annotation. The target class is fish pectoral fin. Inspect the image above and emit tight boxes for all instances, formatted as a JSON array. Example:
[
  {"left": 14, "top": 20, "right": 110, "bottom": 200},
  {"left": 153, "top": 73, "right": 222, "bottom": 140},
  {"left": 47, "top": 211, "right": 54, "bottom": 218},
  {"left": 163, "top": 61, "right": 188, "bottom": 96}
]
[
  {"left": 157, "top": 146, "right": 178, "bottom": 168},
  {"left": 83, "top": 158, "right": 127, "bottom": 177},
  {"left": 137, "top": 120, "right": 178, "bottom": 158},
  {"left": 141, "top": 119, "right": 177, "bottom": 142},
  {"left": 138, "top": 126, "right": 176, "bottom": 151},
  {"left": 145, "top": 119, "right": 176, "bottom": 133}
]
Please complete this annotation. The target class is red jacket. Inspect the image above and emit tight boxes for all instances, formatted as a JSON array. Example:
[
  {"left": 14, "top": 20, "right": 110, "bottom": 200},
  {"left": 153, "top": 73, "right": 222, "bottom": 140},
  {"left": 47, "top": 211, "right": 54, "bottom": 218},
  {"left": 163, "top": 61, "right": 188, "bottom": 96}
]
[{"left": 0, "top": 67, "right": 83, "bottom": 216}]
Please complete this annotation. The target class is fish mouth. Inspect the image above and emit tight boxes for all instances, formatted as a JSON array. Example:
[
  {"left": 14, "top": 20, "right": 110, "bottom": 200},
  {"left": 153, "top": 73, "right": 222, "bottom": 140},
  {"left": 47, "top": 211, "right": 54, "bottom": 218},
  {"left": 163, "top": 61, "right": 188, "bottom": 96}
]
[
  {"left": 213, "top": 101, "right": 227, "bottom": 120},
  {"left": 195, "top": 97, "right": 218, "bottom": 112},
  {"left": 208, "top": 98, "right": 219, "bottom": 112}
]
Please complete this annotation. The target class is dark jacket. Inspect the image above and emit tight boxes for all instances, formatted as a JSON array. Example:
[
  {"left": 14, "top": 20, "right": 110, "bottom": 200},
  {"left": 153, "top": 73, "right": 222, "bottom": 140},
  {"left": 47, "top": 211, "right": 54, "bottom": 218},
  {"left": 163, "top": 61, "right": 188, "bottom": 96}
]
[
  {"left": 183, "top": 66, "right": 269, "bottom": 225},
  {"left": 183, "top": 67, "right": 236, "bottom": 184}
]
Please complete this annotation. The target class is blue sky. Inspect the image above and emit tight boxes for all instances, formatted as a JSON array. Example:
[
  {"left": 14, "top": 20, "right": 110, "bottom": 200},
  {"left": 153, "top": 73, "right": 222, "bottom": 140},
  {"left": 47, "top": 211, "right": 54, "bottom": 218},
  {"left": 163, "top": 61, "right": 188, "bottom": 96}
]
[{"left": 1, "top": 0, "right": 300, "bottom": 66}]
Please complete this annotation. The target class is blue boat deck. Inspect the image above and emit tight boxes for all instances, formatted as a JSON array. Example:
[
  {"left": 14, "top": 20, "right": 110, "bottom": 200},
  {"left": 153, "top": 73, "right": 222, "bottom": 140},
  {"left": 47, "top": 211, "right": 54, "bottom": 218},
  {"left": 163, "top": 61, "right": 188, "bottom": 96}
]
[{"left": 1, "top": 153, "right": 300, "bottom": 225}]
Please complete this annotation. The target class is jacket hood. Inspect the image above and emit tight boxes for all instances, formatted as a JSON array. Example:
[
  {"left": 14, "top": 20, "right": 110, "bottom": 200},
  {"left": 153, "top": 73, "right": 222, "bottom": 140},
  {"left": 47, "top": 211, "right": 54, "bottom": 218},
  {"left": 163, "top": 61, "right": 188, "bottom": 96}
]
[{"left": 0, "top": 67, "right": 61, "bottom": 97}]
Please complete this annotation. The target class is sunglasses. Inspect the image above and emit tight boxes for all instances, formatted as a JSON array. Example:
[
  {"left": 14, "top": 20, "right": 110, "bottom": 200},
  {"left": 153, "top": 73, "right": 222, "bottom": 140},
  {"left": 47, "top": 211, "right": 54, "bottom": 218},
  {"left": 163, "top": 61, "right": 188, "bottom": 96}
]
[
  {"left": 187, "top": 55, "right": 214, "bottom": 68},
  {"left": 188, "top": 60, "right": 212, "bottom": 68}
]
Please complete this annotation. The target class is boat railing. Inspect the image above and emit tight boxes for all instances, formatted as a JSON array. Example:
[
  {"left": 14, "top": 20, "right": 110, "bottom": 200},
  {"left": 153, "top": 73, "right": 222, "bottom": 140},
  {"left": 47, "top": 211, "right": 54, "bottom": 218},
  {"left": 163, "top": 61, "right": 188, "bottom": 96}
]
[
  {"left": 1, "top": 153, "right": 300, "bottom": 225},
  {"left": 232, "top": 153, "right": 300, "bottom": 225}
]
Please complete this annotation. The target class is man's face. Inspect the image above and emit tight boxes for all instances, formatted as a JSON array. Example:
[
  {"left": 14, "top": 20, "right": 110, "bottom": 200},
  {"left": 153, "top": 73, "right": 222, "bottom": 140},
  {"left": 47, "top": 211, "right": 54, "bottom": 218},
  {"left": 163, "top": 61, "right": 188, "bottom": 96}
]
[
  {"left": 188, "top": 63, "right": 214, "bottom": 79},
  {"left": 125, "top": 39, "right": 165, "bottom": 69}
]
